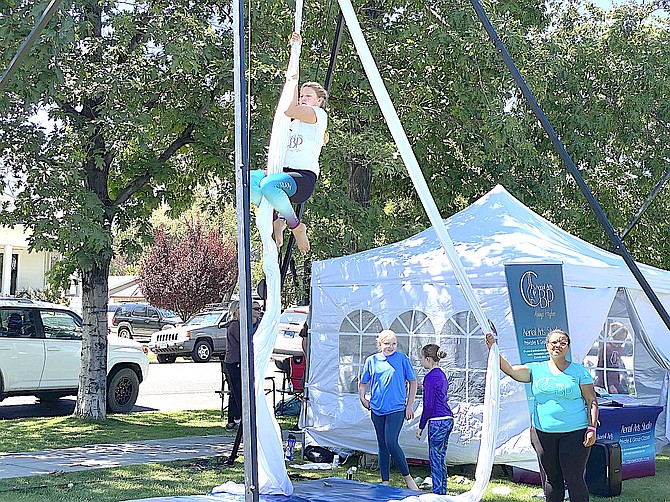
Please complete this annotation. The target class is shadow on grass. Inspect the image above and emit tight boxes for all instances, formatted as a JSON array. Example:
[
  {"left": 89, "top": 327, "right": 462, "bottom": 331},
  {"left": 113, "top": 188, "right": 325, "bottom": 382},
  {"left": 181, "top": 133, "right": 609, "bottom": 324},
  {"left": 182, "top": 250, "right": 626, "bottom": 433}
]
[{"left": 0, "top": 409, "right": 232, "bottom": 453}]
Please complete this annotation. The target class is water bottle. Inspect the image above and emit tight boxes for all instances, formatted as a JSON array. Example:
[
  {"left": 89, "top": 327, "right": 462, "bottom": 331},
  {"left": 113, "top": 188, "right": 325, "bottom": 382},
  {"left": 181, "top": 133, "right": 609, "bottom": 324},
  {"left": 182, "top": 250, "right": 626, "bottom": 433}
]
[
  {"left": 285, "top": 434, "right": 296, "bottom": 461},
  {"left": 332, "top": 453, "right": 339, "bottom": 470}
]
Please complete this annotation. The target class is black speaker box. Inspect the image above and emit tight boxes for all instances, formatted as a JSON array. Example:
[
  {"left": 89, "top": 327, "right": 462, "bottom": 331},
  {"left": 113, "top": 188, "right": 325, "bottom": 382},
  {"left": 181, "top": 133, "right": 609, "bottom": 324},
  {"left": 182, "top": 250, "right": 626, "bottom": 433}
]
[{"left": 586, "top": 440, "right": 622, "bottom": 497}]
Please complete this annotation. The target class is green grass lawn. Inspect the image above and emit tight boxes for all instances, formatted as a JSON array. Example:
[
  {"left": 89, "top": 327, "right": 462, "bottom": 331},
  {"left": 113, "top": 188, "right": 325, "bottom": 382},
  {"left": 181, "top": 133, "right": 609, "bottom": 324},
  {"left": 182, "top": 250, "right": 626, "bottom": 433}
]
[{"left": 0, "top": 410, "right": 668, "bottom": 501}]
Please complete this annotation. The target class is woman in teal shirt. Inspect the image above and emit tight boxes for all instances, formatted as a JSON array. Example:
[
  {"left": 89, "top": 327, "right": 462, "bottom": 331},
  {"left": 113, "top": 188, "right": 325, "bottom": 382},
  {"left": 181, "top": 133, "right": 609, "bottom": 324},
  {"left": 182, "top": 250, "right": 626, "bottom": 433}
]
[{"left": 486, "top": 329, "right": 598, "bottom": 502}]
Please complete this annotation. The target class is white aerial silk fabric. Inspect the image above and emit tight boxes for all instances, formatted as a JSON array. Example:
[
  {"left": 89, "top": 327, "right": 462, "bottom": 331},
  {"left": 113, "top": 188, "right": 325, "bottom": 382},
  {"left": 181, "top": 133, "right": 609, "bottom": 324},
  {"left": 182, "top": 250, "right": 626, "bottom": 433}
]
[{"left": 336, "top": 0, "right": 501, "bottom": 500}]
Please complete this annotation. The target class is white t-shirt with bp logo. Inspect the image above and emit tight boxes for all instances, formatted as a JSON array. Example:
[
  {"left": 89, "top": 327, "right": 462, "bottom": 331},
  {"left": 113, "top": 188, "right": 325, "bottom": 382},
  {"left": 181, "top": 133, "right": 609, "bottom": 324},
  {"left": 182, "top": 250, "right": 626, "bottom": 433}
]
[{"left": 283, "top": 106, "right": 328, "bottom": 176}]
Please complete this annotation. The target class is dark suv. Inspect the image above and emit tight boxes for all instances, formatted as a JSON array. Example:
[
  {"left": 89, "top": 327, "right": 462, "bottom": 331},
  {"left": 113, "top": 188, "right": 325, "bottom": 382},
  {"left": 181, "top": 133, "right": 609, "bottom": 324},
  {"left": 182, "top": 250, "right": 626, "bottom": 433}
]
[{"left": 111, "top": 303, "right": 183, "bottom": 344}]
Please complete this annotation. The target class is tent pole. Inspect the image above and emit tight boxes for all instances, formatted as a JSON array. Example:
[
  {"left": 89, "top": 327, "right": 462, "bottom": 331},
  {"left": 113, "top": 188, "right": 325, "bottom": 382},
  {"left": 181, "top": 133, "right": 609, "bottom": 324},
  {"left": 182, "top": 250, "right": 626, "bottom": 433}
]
[
  {"left": 620, "top": 165, "right": 670, "bottom": 241},
  {"left": 280, "top": 11, "right": 345, "bottom": 288},
  {"left": 0, "top": 0, "right": 64, "bottom": 93},
  {"left": 232, "top": 0, "right": 259, "bottom": 500},
  {"left": 469, "top": 0, "right": 670, "bottom": 332}
]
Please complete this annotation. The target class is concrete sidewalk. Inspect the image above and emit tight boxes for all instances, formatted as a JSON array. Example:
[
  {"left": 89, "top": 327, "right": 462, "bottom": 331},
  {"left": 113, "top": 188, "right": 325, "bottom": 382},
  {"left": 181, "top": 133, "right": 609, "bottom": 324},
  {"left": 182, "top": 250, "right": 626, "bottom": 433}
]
[{"left": 0, "top": 435, "right": 236, "bottom": 479}]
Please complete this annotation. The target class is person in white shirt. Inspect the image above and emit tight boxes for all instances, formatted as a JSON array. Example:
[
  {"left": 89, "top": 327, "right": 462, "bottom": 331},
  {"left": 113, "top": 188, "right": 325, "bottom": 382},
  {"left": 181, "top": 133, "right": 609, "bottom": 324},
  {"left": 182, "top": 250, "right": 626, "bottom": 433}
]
[{"left": 251, "top": 32, "right": 328, "bottom": 254}]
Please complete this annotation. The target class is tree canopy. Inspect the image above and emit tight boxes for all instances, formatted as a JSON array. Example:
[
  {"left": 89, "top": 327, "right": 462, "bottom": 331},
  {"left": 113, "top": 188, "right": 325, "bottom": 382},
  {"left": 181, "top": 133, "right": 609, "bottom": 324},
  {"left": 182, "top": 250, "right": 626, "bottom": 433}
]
[{"left": 0, "top": 0, "right": 236, "bottom": 419}]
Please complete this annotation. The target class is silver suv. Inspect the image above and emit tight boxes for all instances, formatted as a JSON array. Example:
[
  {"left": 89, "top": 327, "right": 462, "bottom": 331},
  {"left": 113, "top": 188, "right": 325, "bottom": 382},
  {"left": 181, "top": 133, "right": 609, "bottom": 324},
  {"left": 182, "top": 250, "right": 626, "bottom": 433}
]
[
  {"left": 148, "top": 308, "right": 228, "bottom": 363},
  {"left": 0, "top": 299, "right": 150, "bottom": 413}
]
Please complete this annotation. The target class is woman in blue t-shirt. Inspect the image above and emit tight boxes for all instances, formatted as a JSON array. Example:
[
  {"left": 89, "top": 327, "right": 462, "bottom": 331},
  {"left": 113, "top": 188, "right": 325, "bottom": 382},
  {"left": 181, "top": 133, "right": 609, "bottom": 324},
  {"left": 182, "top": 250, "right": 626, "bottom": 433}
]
[
  {"left": 359, "top": 330, "right": 419, "bottom": 491},
  {"left": 485, "top": 329, "right": 598, "bottom": 502}
]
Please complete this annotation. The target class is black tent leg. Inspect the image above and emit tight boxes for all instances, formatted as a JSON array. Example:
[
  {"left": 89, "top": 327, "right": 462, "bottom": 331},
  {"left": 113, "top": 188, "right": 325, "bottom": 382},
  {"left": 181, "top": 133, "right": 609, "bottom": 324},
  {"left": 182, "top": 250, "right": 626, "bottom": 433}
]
[{"left": 224, "top": 424, "right": 244, "bottom": 465}]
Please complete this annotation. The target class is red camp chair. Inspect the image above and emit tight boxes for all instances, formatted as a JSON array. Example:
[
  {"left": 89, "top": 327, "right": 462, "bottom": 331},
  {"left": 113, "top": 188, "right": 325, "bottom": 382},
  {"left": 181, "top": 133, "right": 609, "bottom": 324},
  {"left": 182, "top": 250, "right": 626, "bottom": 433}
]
[{"left": 278, "top": 355, "right": 305, "bottom": 416}]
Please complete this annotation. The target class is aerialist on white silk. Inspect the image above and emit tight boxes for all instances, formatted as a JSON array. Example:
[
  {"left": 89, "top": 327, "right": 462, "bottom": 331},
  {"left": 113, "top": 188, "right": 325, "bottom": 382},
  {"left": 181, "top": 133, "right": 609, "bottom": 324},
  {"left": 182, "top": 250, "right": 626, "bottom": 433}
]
[{"left": 250, "top": 32, "right": 328, "bottom": 254}]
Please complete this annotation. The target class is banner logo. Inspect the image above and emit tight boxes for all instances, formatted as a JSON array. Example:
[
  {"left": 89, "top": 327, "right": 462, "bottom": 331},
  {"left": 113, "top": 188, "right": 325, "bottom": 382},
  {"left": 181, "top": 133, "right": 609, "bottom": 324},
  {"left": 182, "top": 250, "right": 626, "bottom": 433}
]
[{"left": 520, "top": 270, "right": 555, "bottom": 309}]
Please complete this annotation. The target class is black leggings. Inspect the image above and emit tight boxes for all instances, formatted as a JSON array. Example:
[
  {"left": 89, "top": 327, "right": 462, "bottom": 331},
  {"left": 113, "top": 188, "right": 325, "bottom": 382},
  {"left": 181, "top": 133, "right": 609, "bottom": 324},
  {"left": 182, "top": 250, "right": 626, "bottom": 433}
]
[
  {"left": 224, "top": 362, "right": 242, "bottom": 425},
  {"left": 530, "top": 427, "right": 591, "bottom": 502}
]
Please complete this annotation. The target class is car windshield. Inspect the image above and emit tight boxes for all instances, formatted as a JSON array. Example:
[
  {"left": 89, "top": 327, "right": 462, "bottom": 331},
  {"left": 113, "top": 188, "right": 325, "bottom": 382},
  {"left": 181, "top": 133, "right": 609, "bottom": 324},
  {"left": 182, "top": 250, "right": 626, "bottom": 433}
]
[
  {"left": 160, "top": 309, "right": 181, "bottom": 319},
  {"left": 280, "top": 312, "right": 307, "bottom": 325},
  {"left": 184, "top": 312, "right": 222, "bottom": 326}
]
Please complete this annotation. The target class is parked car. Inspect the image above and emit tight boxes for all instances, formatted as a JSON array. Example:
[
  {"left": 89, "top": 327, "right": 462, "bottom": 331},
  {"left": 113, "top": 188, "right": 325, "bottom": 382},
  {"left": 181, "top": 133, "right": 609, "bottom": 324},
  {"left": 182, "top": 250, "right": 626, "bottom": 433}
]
[
  {"left": 111, "top": 302, "right": 183, "bottom": 343},
  {"left": 148, "top": 308, "right": 229, "bottom": 363},
  {"left": 274, "top": 306, "right": 308, "bottom": 356},
  {"left": 0, "top": 298, "right": 149, "bottom": 413},
  {"left": 107, "top": 303, "right": 119, "bottom": 326}
]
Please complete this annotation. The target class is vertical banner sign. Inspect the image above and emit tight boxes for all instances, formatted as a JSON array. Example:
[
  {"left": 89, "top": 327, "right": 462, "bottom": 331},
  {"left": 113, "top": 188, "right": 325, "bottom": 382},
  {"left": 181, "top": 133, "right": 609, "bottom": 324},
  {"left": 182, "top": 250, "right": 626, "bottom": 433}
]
[{"left": 505, "top": 263, "right": 570, "bottom": 364}]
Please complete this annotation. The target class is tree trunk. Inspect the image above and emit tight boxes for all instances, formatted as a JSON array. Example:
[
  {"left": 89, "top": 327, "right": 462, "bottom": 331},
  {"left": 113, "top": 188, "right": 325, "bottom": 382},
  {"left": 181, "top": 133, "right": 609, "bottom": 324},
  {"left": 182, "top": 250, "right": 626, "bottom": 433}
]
[
  {"left": 348, "top": 155, "right": 372, "bottom": 207},
  {"left": 75, "top": 258, "right": 111, "bottom": 420}
]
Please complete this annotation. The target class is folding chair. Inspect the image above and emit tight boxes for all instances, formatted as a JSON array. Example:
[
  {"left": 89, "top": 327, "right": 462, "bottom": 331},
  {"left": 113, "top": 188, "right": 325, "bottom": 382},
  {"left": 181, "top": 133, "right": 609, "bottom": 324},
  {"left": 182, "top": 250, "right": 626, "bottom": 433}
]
[{"left": 277, "top": 355, "right": 305, "bottom": 416}]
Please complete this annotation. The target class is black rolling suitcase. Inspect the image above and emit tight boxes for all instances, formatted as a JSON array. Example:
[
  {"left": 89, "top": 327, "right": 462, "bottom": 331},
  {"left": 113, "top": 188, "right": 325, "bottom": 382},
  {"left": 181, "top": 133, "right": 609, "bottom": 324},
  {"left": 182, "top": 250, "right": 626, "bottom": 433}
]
[{"left": 586, "top": 439, "right": 622, "bottom": 497}]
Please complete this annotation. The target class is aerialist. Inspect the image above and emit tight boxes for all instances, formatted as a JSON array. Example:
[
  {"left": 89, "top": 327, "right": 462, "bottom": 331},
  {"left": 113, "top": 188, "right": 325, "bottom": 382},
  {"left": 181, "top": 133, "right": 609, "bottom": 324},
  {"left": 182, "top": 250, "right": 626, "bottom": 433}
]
[{"left": 250, "top": 32, "right": 329, "bottom": 254}]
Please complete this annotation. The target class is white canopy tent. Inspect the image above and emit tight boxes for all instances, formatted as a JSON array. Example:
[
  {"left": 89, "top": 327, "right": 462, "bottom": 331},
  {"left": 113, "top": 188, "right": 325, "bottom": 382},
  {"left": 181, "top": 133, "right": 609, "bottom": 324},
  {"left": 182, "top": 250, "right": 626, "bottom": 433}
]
[{"left": 305, "top": 185, "right": 670, "bottom": 471}]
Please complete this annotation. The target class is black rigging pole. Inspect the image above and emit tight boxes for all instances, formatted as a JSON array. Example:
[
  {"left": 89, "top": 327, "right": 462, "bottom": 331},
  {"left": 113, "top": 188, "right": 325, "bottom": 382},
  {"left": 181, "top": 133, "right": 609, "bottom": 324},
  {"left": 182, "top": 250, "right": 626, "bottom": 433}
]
[
  {"left": 0, "top": 0, "right": 64, "bottom": 93},
  {"left": 620, "top": 166, "right": 670, "bottom": 242},
  {"left": 232, "top": 0, "right": 259, "bottom": 500}
]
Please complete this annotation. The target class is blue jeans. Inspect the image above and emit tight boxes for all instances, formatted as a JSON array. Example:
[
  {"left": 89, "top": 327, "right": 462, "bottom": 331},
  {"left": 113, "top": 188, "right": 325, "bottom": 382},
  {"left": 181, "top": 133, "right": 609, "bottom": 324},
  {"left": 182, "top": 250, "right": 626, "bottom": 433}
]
[
  {"left": 370, "top": 410, "right": 410, "bottom": 481},
  {"left": 428, "top": 418, "right": 454, "bottom": 494}
]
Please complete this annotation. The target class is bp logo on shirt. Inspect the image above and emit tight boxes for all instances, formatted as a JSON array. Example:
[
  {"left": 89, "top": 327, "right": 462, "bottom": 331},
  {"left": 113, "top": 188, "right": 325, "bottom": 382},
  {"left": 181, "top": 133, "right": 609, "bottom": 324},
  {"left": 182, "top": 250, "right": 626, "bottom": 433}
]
[{"left": 535, "top": 377, "right": 575, "bottom": 397}]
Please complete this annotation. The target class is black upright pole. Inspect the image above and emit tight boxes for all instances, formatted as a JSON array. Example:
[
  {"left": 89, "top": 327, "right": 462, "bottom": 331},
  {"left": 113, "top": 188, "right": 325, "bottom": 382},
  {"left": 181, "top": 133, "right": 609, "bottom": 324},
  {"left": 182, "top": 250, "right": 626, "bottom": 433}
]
[
  {"left": 280, "top": 11, "right": 345, "bottom": 287},
  {"left": 232, "top": 1, "right": 259, "bottom": 501},
  {"left": 324, "top": 12, "right": 345, "bottom": 96},
  {"left": 469, "top": 0, "right": 670, "bottom": 332},
  {"left": 620, "top": 166, "right": 670, "bottom": 241},
  {"left": 0, "top": 0, "right": 64, "bottom": 93}
]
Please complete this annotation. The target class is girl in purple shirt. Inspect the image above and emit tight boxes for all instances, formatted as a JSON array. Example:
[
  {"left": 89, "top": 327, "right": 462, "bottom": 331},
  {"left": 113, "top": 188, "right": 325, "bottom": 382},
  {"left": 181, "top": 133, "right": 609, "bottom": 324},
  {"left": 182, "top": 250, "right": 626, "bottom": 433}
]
[{"left": 416, "top": 344, "right": 454, "bottom": 494}]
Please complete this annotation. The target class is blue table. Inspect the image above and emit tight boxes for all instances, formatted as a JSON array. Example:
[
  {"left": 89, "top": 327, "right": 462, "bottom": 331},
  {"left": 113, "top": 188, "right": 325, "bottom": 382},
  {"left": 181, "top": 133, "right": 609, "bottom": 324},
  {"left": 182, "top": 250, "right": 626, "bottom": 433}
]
[{"left": 598, "top": 401, "right": 663, "bottom": 479}]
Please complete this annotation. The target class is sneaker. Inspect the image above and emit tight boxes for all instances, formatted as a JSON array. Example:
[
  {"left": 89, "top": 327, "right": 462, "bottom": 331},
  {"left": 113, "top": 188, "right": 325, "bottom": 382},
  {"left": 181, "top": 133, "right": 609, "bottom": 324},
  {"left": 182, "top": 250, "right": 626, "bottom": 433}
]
[
  {"left": 225, "top": 422, "right": 238, "bottom": 430},
  {"left": 419, "top": 477, "right": 433, "bottom": 490}
]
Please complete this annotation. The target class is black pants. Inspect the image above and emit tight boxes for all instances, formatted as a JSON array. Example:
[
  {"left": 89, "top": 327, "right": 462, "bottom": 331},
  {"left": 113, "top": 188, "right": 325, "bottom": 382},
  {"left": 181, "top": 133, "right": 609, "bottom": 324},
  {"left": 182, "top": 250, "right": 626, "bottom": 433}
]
[
  {"left": 530, "top": 427, "right": 591, "bottom": 502},
  {"left": 224, "top": 362, "right": 242, "bottom": 424}
]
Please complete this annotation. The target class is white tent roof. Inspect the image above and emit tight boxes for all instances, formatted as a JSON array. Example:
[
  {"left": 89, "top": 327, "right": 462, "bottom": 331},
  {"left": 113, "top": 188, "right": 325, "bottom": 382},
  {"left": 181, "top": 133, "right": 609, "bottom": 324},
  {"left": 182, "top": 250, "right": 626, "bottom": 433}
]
[{"left": 312, "top": 185, "right": 670, "bottom": 294}]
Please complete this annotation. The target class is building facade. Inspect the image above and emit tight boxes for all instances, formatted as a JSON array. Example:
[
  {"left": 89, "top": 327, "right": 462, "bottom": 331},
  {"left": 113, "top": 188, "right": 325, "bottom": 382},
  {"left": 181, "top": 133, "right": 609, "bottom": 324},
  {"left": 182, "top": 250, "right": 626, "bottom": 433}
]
[{"left": 0, "top": 225, "right": 58, "bottom": 296}]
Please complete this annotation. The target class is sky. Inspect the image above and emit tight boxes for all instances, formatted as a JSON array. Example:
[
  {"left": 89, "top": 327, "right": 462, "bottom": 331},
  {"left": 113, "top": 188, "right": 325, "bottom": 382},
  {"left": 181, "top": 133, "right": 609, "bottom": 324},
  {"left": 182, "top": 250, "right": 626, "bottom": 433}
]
[{"left": 591, "top": 0, "right": 642, "bottom": 8}]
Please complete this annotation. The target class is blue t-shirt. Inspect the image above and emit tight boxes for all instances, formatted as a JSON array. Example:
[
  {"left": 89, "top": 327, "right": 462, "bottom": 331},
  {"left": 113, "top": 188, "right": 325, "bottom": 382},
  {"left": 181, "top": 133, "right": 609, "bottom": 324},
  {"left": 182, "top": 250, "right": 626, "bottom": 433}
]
[
  {"left": 527, "top": 360, "right": 593, "bottom": 433},
  {"left": 361, "top": 351, "right": 416, "bottom": 415}
]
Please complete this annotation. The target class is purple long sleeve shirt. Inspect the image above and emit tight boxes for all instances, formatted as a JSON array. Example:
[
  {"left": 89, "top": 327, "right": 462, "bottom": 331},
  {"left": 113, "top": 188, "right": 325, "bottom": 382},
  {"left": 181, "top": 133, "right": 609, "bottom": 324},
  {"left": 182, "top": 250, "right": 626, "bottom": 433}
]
[{"left": 419, "top": 367, "right": 454, "bottom": 430}]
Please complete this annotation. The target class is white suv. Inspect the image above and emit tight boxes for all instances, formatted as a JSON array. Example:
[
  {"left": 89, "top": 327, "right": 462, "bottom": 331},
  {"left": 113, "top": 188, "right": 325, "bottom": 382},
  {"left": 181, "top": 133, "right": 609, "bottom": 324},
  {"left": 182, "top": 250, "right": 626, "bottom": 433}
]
[{"left": 0, "top": 298, "right": 149, "bottom": 413}]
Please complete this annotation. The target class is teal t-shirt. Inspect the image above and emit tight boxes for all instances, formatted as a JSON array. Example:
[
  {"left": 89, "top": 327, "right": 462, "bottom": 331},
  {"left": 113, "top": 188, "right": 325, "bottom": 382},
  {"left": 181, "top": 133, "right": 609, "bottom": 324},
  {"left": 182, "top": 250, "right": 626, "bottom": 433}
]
[
  {"left": 527, "top": 360, "right": 593, "bottom": 433},
  {"left": 361, "top": 351, "right": 416, "bottom": 415}
]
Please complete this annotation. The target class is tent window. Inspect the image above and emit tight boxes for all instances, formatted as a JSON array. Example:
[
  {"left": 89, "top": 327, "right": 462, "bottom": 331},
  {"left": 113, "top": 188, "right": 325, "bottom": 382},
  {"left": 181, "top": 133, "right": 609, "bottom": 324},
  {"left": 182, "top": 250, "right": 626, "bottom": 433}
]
[
  {"left": 439, "top": 311, "right": 489, "bottom": 405},
  {"left": 338, "top": 310, "right": 384, "bottom": 394},
  {"left": 390, "top": 310, "right": 436, "bottom": 396},
  {"left": 585, "top": 318, "right": 635, "bottom": 395}
]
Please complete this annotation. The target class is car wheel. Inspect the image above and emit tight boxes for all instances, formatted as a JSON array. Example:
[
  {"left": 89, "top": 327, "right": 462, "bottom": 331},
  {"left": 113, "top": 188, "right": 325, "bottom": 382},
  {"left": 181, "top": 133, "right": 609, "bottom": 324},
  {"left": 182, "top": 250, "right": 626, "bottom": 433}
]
[
  {"left": 117, "top": 326, "right": 132, "bottom": 339},
  {"left": 191, "top": 340, "right": 212, "bottom": 363},
  {"left": 35, "top": 392, "right": 68, "bottom": 403},
  {"left": 157, "top": 354, "right": 177, "bottom": 364},
  {"left": 107, "top": 367, "right": 140, "bottom": 413}
]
